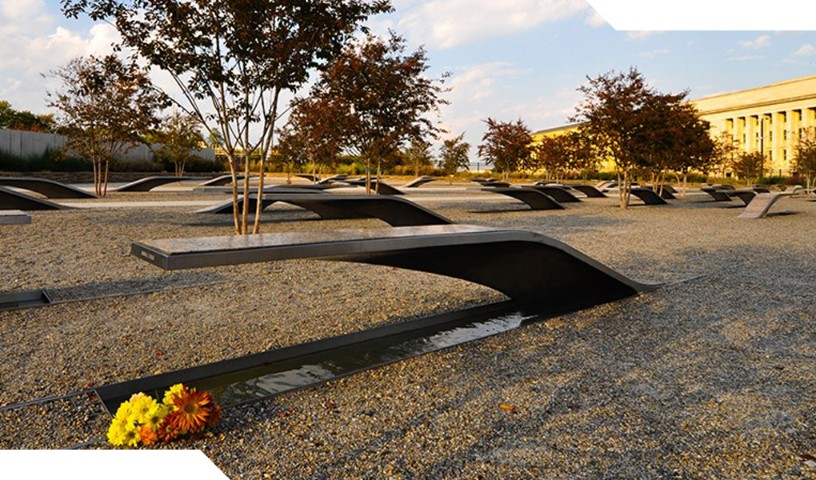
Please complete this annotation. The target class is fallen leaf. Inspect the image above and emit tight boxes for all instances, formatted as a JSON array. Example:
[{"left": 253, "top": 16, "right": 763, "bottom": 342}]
[{"left": 499, "top": 403, "right": 515, "bottom": 412}]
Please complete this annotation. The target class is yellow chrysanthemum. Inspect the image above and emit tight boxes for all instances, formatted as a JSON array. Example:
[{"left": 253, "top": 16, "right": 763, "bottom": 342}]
[
  {"left": 143, "top": 403, "right": 170, "bottom": 431},
  {"left": 113, "top": 400, "right": 133, "bottom": 421},
  {"left": 121, "top": 422, "right": 140, "bottom": 447},
  {"left": 107, "top": 414, "right": 137, "bottom": 446},
  {"left": 128, "top": 392, "right": 159, "bottom": 424},
  {"left": 163, "top": 384, "right": 186, "bottom": 408}
]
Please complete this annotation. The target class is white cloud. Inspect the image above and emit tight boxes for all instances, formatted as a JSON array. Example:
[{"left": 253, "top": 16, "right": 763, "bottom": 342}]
[
  {"left": 638, "top": 48, "right": 671, "bottom": 58},
  {"left": 0, "top": 0, "right": 122, "bottom": 113},
  {"left": 739, "top": 34, "right": 771, "bottom": 49},
  {"left": 584, "top": 9, "right": 607, "bottom": 27},
  {"left": 627, "top": 31, "right": 661, "bottom": 40},
  {"left": 794, "top": 43, "right": 816, "bottom": 56},
  {"left": 447, "top": 62, "right": 523, "bottom": 102},
  {"left": 395, "top": 0, "right": 589, "bottom": 49}
]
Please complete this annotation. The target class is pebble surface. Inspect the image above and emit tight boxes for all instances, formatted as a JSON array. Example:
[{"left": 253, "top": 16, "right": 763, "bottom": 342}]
[{"left": 1, "top": 180, "right": 815, "bottom": 479}]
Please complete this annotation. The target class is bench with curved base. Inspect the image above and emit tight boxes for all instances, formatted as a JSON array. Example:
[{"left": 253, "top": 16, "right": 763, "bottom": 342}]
[
  {"left": 403, "top": 176, "right": 436, "bottom": 188},
  {"left": 628, "top": 188, "right": 668, "bottom": 205},
  {"left": 198, "top": 174, "right": 256, "bottom": 187},
  {"left": 738, "top": 192, "right": 793, "bottom": 219},
  {"left": 0, "top": 177, "right": 97, "bottom": 199},
  {"left": 132, "top": 224, "right": 654, "bottom": 309},
  {"left": 197, "top": 194, "right": 453, "bottom": 227},
  {"left": 341, "top": 179, "right": 404, "bottom": 195},
  {"left": 523, "top": 185, "right": 581, "bottom": 203},
  {"left": 700, "top": 187, "right": 733, "bottom": 202},
  {"left": 0, "top": 186, "right": 70, "bottom": 210},
  {"left": 570, "top": 185, "right": 607, "bottom": 198},
  {"left": 113, "top": 176, "right": 194, "bottom": 192},
  {"left": 724, "top": 189, "right": 756, "bottom": 205},
  {"left": 482, "top": 187, "right": 565, "bottom": 210}
]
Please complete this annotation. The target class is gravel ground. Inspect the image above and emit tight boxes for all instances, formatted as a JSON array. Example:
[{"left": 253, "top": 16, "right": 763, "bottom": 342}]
[{"left": 1, "top": 181, "right": 815, "bottom": 478}]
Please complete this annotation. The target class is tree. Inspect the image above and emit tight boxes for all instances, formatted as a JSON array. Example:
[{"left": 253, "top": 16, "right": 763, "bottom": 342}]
[
  {"left": 731, "top": 151, "right": 766, "bottom": 185},
  {"left": 438, "top": 133, "right": 470, "bottom": 177},
  {"left": 477, "top": 118, "right": 532, "bottom": 181},
  {"left": 792, "top": 127, "right": 816, "bottom": 191},
  {"left": 63, "top": 0, "right": 392, "bottom": 234},
  {"left": 533, "top": 135, "right": 569, "bottom": 181},
  {"left": 0, "top": 101, "right": 55, "bottom": 132},
  {"left": 636, "top": 94, "right": 716, "bottom": 195},
  {"left": 48, "top": 55, "right": 164, "bottom": 196},
  {"left": 572, "top": 68, "right": 655, "bottom": 209},
  {"left": 277, "top": 95, "right": 347, "bottom": 180},
  {"left": 402, "top": 138, "right": 434, "bottom": 177},
  {"left": 712, "top": 131, "right": 739, "bottom": 178},
  {"left": 297, "top": 32, "right": 448, "bottom": 193},
  {"left": 153, "top": 111, "right": 206, "bottom": 177}
]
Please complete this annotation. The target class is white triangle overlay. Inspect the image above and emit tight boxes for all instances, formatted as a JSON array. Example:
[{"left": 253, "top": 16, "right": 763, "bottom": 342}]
[
  {"left": 586, "top": 0, "right": 816, "bottom": 30},
  {"left": 0, "top": 450, "right": 229, "bottom": 479}
]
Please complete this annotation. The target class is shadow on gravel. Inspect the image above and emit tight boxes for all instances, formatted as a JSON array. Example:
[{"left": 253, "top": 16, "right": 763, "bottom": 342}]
[{"left": 43, "top": 271, "right": 226, "bottom": 303}]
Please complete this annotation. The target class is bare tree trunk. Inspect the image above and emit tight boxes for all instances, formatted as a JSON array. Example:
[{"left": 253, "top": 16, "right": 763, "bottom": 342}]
[
  {"left": 228, "top": 154, "right": 241, "bottom": 235},
  {"left": 103, "top": 160, "right": 110, "bottom": 197},
  {"left": 241, "top": 151, "right": 251, "bottom": 234},
  {"left": 92, "top": 158, "right": 100, "bottom": 196}
]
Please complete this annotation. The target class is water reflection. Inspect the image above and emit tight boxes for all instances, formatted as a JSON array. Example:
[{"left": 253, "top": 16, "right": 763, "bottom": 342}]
[{"left": 209, "top": 311, "right": 534, "bottom": 407}]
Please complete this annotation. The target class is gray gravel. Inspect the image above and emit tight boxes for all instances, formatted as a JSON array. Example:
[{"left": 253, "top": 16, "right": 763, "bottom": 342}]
[{"left": 1, "top": 182, "right": 815, "bottom": 479}]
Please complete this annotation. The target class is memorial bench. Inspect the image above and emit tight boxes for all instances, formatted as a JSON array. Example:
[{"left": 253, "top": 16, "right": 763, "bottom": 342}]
[
  {"left": 0, "top": 177, "right": 96, "bottom": 199},
  {"left": 481, "top": 187, "right": 565, "bottom": 210},
  {"left": 700, "top": 187, "right": 733, "bottom": 202},
  {"left": 0, "top": 186, "right": 70, "bottom": 210},
  {"left": 197, "top": 174, "right": 256, "bottom": 187},
  {"left": 341, "top": 178, "right": 404, "bottom": 195},
  {"left": 570, "top": 185, "right": 608, "bottom": 198},
  {"left": 738, "top": 192, "right": 794, "bottom": 219},
  {"left": 132, "top": 224, "right": 653, "bottom": 309},
  {"left": 628, "top": 187, "right": 668, "bottom": 205},
  {"left": 402, "top": 176, "right": 436, "bottom": 188},
  {"left": 523, "top": 185, "right": 581, "bottom": 203},
  {"left": 113, "top": 176, "right": 194, "bottom": 192},
  {"left": 197, "top": 194, "right": 453, "bottom": 227}
]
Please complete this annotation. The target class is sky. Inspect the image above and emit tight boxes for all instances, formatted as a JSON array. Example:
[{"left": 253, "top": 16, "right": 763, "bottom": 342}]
[{"left": 1, "top": 0, "right": 815, "bottom": 168}]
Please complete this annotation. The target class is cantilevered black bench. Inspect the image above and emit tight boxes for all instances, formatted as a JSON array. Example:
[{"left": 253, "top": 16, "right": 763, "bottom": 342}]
[
  {"left": 724, "top": 189, "right": 756, "bottom": 205},
  {"left": 197, "top": 194, "right": 453, "bottom": 227},
  {"left": 317, "top": 174, "right": 348, "bottom": 185},
  {"left": 482, "top": 187, "right": 565, "bottom": 210},
  {"left": 403, "top": 176, "right": 436, "bottom": 188},
  {"left": 132, "top": 224, "right": 653, "bottom": 309},
  {"left": 700, "top": 187, "right": 732, "bottom": 202},
  {"left": 738, "top": 192, "right": 793, "bottom": 219},
  {"left": 523, "top": 185, "right": 581, "bottom": 203},
  {"left": 295, "top": 173, "right": 321, "bottom": 182},
  {"left": 113, "top": 176, "right": 194, "bottom": 192},
  {"left": 341, "top": 178, "right": 404, "bottom": 195},
  {"left": 0, "top": 177, "right": 96, "bottom": 199},
  {"left": 644, "top": 185, "right": 676, "bottom": 200},
  {"left": 570, "top": 185, "right": 607, "bottom": 198},
  {"left": 0, "top": 186, "right": 70, "bottom": 210},
  {"left": 198, "top": 174, "right": 256, "bottom": 186},
  {"left": 628, "top": 187, "right": 668, "bottom": 205}
]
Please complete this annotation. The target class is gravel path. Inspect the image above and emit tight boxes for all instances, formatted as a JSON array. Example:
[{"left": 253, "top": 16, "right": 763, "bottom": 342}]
[{"left": 1, "top": 183, "right": 815, "bottom": 478}]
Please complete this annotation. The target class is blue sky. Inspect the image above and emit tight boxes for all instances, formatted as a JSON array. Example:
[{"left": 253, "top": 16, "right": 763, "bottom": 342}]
[{"left": 1, "top": 0, "right": 815, "bottom": 165}]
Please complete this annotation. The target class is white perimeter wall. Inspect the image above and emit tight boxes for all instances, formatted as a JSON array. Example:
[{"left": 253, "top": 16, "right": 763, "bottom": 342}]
[{"left": 0, "top": 128, "right": 215, "bottom": 162}]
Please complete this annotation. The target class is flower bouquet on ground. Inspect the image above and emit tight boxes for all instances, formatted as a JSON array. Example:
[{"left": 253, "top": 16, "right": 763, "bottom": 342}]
[{"left": 107, "top": 383, "right": 221, "bottom": 447}]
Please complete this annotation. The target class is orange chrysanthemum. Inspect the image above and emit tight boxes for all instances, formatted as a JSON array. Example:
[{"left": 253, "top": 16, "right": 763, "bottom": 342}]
[
  {"left": 171, "top": 387, "right": 215, "bottom": 433},
  {"left": 157, "top": 411, "right": 182, "bottom": 442},
  {"left": 207, "top": 405, "right": 222, "bottom": 426},
  {"left": 139, "top": 424, "right": 158, "bottom": 446}
]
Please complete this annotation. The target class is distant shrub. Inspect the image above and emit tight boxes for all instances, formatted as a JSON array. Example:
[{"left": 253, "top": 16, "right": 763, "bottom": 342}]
[{"left": 0, "top": 148, "right": 91, "bottom": 172}]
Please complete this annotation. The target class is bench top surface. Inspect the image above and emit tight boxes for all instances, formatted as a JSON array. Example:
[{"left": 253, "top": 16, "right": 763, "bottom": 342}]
[{"left": 136, "top": 225, "right": 511, "bottom": 256}]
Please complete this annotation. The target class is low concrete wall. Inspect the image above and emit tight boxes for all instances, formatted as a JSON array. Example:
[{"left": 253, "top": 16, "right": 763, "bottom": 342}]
[
  {"left": 0, "top": 171, "right": 220, "bottom": 183},
  {"left": 0, "top": 128, "right": 215, "bottom": 163}
]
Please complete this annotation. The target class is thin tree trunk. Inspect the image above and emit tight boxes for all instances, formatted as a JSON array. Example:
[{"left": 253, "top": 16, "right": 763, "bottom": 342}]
[{"left": 103, "top": 160, "right": 110, "bottom": 197}]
